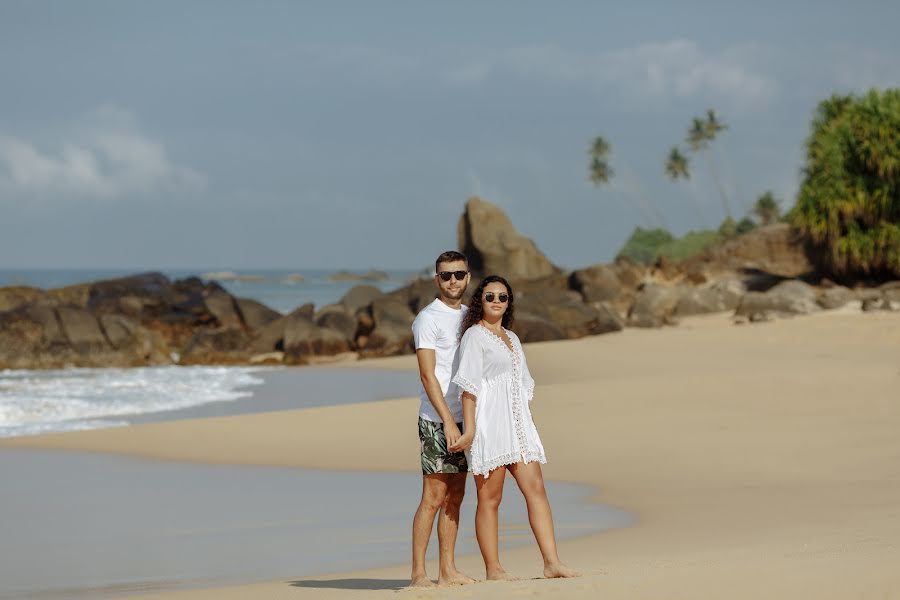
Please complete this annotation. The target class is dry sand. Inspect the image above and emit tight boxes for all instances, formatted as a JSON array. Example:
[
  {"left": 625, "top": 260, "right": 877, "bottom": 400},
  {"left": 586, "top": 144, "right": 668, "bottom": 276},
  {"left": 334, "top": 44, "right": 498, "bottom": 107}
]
[{"left": 3, "top": 309, "right": 900, "bottom": 599}]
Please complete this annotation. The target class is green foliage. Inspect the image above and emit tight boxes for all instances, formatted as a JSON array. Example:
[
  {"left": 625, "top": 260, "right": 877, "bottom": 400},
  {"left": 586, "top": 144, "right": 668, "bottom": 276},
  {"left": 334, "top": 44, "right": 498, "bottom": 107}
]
[
  {"left": 754, "top": 191, "right": 781, "bottom": 225},
  {"left": 656, "top": 230, "right": 723, "bottom": 261},
  {"left": 790, "top": 89, "right": 900, "bottom": 278},
  {"left": 718, "top": 217, "right": 738, "bottom": 238},
  {"left": 664, "top": 147, "right": 690, "bottom": 180},
  {"left": 588, "top": 135, "right": 614, "bottom": 185},
  {"left": 736, "top": 217, "right": 757, "bottom": 234},
  {"left": 617, "top": 227, "right": 722, "bottom": 264}
]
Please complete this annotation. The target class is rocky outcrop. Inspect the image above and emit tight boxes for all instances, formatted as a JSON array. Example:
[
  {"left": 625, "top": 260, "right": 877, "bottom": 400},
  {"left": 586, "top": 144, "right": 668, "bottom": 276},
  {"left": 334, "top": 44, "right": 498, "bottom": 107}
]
[
  {"left": 627, "top": 284, "right": 687, "bottom": 328},
  {"left": 360, "top": 296, "right": 416, "bottom": 356},
  {"left": 674, "top": 279, "right": 746, "bottom": 317},
  {"left": 458, "top": 196, "right": 560, "bottom": 279},
  {"left": 735, "top": 280, "right": 820, "bottom": 319},
  {"left": 679, "top": 223, "right": 814, "bottom": 280}
]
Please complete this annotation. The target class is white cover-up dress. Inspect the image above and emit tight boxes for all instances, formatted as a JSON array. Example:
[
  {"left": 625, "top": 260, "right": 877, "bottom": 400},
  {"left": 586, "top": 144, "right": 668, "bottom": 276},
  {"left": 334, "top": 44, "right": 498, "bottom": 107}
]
[{"left": 451, "top": 324, "right": 546, "bottom": 478}]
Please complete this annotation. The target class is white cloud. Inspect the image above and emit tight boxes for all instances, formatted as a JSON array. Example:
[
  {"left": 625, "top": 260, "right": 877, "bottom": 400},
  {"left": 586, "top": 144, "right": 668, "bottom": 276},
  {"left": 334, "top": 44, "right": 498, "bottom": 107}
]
[
  {"left": 0, "top": 107, "right": 206, "bottom": 202},
  {"left": 442, "top": 40, "right": 776, "bottom": 109}
]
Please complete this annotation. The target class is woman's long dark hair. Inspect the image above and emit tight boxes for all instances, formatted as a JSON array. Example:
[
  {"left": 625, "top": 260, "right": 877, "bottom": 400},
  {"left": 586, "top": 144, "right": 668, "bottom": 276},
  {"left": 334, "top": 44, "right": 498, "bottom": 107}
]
[{"left": 459, "top": 275, "right": 515, "bottom": 340}]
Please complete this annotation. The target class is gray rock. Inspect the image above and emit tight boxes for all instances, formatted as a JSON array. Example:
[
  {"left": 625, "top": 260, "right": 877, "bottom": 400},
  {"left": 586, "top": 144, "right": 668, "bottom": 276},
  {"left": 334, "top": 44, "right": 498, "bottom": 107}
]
[
  {"left": 339, "top": 285, "right": 384, "bottom": 313},
  {"left": 518, "top": 288, "right": 622, "bottom": 338},
  {"left": 315, "top": 304, "right": 358, "bottom": 342},
  {"left": 674, "top": 279, "right": 746, "bottom": 317},
  {"left": 56, "top": 306, "right": 109, "bottom": 354},
  {"left": 818, "top": 286, "right": 855, "bottom": 310},
  {"left": 735, "top": 280, "right": 820, "bottom": 318},
  {"left": 458, "top": 196, "right": 560, "bottom": 279},
  {"left": 283, "top": 308, "right": 351, "bottom": 364},
  {"left": 204, "top": 289, "right": 244, "bottom": 329},
  {"left": 510, "top": 312, "right": 566, "bottom": 342},
  {"left": 235, "top": 298, "right": 282, "bottom": 330},
  {"left": 362, "top": 296, "right": 416, "bottom": 355},
  {"left": 628, "top": 284, "right": 687, "bottom": 328}
]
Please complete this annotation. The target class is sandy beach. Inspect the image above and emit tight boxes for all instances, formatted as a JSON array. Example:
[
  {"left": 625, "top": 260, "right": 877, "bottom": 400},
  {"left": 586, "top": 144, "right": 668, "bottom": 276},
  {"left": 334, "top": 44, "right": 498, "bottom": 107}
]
[{"left": 3, "top": 308, "right": 900, "bottom": 599}]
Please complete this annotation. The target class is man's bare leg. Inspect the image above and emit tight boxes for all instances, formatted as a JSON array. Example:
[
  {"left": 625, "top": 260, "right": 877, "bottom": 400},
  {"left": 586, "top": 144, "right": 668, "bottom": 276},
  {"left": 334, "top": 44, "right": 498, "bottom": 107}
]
[
  {"left": 410, "top": 474, "right": 450, "bottom": 587},
  {"left": 507, "top": 461, "right": 582, "bottom": 579},
  {"left": 436, "top": 473, "right": 475, "bottom": 585}
]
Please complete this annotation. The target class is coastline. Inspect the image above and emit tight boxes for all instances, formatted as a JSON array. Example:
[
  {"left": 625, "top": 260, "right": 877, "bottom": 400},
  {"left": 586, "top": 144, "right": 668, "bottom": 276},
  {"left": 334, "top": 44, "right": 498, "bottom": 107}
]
[{"left": 3, "top": 310, "right": 900, "bottom": 598}]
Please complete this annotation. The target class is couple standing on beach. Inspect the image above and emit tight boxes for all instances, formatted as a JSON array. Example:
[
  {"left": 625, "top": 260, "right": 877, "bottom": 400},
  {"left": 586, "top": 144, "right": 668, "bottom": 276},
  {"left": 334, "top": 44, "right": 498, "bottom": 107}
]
[{"left": 409, "top": 250, "right": 581, "bottom": 587}]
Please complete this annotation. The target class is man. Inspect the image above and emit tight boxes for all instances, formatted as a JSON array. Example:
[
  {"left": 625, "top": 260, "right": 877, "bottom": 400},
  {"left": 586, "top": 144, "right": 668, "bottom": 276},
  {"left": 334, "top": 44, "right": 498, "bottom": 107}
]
[{"left": 409, "top": 250, "right": 475, "bottom": 588}]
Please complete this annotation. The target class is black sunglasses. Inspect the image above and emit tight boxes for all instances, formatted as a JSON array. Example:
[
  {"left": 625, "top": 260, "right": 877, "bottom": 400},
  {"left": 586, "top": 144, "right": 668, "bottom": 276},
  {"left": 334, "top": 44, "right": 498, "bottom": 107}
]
[
  {"left": 438, "top": 270, "right": 469, "bottom": 281},
  {"left": 483, "top": 292, "right": 509, "bottom": 303}
]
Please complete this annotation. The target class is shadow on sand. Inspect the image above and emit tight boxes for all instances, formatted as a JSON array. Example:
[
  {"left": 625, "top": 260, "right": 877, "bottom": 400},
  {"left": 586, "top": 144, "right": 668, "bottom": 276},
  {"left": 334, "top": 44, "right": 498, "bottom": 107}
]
[{"left": 289, "top": 578, "right": 409, "bottom": 591}]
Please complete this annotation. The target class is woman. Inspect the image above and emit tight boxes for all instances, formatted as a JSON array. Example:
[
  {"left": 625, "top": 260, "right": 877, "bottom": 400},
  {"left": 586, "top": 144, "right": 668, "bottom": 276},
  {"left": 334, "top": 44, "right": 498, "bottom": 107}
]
[{"left": 449, "top": 275, "right": 581, "bottom": 581}]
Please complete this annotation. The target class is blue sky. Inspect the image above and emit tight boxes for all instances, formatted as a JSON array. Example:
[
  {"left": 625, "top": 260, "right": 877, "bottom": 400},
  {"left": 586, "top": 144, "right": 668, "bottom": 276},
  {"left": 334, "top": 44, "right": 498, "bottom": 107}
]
[{"left": 1, "top": 1, "right": 898, "bottom": 270}]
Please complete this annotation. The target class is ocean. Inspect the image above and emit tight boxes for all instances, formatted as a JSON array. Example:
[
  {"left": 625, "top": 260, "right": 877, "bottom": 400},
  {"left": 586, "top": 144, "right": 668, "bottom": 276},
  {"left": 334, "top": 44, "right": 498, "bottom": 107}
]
[
  {"left": 0, "top": 268, "right": 424, "bottom": 314},
  {"left": 0, "top": 267, "right": 427, "bottom": 438}
]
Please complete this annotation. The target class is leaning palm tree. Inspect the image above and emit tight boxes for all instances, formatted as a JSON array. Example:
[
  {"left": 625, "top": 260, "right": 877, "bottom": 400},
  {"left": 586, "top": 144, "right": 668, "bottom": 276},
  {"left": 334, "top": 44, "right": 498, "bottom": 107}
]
[
  {"left": 665, "top": 146, "right": 706, "bottom": 227},
  {"left": 753, "top": 191, "right": 781, "bottom": 225},
  {"left": 685, "top": 110, "right": 732, "bottom": 220}
]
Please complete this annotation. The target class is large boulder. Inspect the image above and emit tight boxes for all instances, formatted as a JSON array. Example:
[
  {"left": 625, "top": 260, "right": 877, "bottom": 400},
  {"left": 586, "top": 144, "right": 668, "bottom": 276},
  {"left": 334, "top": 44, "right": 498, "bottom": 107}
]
[
  {"left": 203, "top": 288, "right": 244, "bottom": 329},
  {"left": 235, "top": 298, "right": 282, "bottom": 330},
  {"left": 817, "top": 286, "right": 856, "bottom": 310},
  {"left": 627, "top": 284, "right": 687, "bottom": 328},
  {"left": 511, "top": 312, "right": 566, "bottom": 343},
  {"left": 458, "top": 196, "right": 560, "bottom": 279},
  {"left": 56, "top": 306, "right": 109, "bottom": 355},
  {"left": 735, "top": 280, "right": 820, "bottom": 319},
  {"left": 180, "top": 328, "right": 254, "bottom": 365},
  {"left": 361, "top": 296, "right": 416, "bottom": 356},
  {"left": 517, "top": 288, "right": 623, "bottom": 338},
  {"left": 679, "top": 223, "right": 815, "bottom": 280},
  {"left": 674, "top": 279, "right": 746, "bottom": 317},
  {"left": 282, "top": 308, "right": 351, "bottom": 364},
  {"left": 315, "top": 304, "right": 358, "bottom": 342},
  {"left": 339, "top": 285, "right": 384, "bottom": 313},
  {"left": 0, "top": 286, "right": 45, "bottom": 312}
]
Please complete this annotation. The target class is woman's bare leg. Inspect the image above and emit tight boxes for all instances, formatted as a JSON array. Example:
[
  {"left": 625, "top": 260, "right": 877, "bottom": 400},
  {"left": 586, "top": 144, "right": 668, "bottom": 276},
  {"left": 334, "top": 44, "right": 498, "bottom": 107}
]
[
  {"left": 474, "top": 467, "right": 518, "bottom": 580},
  {"left": 507, "top": 461, "right": 582, "bottom": 578}
]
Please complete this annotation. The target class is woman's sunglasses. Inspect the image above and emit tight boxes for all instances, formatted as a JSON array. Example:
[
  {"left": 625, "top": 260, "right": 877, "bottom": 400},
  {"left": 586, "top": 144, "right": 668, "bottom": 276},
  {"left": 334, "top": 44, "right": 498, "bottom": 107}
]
[
  {"left": 438, "top": 270, "right": 469, "bottom": 281},
  {"left": 483, "top": 292, "right": 509, "bottom": 303}
]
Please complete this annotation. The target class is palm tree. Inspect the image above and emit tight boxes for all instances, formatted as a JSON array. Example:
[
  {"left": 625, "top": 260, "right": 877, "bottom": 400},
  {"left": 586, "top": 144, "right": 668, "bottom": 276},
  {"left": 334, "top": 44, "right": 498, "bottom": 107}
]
[
  {"left": 665, "top": 146, "right": 706, "bottom": 227},
  {"left": 588, "top": 135, "right": 663, "bottom": 227},
  {"left": 753, "top": 191, "right": 781, "bottom": 225},
  {"left": 685, "top": 110, "right": 732, "bottom": 220},
  {"left": 588, "top": 136, "right": 613, "bottom": 184},
  {"left": 664, "top": 147, "right": 690, "bottom": 180}
]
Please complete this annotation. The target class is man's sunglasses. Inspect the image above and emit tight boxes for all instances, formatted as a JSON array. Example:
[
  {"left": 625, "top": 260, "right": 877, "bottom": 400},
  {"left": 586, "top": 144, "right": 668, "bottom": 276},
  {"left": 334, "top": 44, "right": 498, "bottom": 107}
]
[
  {"left": 438, "top": 270, "right": 469, "bottom": 281},
  {"left": 483, "top": 292, "right": 509, "bottom": 303}
]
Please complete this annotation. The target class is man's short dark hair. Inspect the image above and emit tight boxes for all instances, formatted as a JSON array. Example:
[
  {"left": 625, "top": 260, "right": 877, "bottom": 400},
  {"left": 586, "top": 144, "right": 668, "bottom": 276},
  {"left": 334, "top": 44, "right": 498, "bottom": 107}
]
[{"left": 435, "top": 250, "right": 468, "bottom": 273}]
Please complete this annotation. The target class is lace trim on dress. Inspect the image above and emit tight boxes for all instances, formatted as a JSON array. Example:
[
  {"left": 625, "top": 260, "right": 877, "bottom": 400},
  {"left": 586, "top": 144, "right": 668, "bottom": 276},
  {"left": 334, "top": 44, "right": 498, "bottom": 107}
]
[
  {"left": 451, "top": 374, "right": 479, "bottom": 399},
  {"left": 471, "top": 449, "right": 547, "bottom": 478},
  {"left": 477, "top": 325, "right": 529, "bottom": 467}
]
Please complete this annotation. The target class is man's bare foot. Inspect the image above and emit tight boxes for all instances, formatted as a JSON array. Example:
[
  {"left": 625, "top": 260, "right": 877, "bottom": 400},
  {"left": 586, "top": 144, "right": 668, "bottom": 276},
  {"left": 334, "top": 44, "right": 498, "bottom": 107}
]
[
  {"left": 408, "top": 574, "right": 436, "bottom": 587},
  {"left": 438, "top": 571, "right": 476, "bottom": 586},
  {"left": 543, "top": 563, "right": 582, "bottom": 578},
  {"left": 486, "top": 568, "right": 519, "bottom": 581}
]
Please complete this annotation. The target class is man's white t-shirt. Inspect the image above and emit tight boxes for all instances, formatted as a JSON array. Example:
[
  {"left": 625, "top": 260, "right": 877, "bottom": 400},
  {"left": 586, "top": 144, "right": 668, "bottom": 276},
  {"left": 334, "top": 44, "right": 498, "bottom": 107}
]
[{"left": 411, "top": 298, "right": 468, "bottom": 424}]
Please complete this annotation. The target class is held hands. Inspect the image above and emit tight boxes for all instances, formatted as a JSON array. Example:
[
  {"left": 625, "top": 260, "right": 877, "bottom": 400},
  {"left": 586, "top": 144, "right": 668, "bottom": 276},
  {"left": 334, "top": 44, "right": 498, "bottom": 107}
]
[
  {"left": 448, "top": 431, "right": 473, "bottom": 453},
  {"left": 443, "top": 421, "right": 462, "bottom": 451}
]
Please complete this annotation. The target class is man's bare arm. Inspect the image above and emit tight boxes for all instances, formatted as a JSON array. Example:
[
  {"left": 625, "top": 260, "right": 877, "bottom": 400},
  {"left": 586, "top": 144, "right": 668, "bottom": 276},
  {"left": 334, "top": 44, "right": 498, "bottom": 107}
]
[{"left": 415, "top": 348, "right": 462, "bottom": 448}]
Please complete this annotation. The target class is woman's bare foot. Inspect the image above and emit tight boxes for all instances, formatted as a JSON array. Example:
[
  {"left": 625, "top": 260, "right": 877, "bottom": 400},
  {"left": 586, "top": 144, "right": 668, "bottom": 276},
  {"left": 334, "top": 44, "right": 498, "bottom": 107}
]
[
  {"left": 543, "top": 563, "right": 582, "bottom": 578},
  {"left": 408, "top": 574, "right": 436, "bottom": 587},
  {"left": 438, "top": 570, "right": 476, "bottom": 586},
  {"left": 486, "top": 568, "right": 519, "bottom": 581}
]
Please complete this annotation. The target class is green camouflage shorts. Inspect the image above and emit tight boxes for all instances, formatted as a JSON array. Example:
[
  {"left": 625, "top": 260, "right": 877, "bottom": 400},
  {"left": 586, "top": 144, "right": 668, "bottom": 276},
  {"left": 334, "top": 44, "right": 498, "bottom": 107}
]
[{"left": 418, "top": 417, "right": 469, "bottom": 475}]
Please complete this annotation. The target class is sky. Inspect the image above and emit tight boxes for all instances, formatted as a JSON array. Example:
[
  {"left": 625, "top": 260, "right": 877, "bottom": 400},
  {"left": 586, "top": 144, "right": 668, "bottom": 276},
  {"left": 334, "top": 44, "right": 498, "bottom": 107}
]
[{"left": 1, "top": 0, "right": 899, "bottom": 271}]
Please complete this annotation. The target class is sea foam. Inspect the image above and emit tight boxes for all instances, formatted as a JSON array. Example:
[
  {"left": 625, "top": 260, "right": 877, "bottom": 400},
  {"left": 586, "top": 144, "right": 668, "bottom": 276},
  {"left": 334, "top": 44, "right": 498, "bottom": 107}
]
[{"left": 0, "top": 366, "right": 266, "bottom": 437}]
